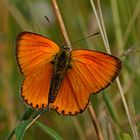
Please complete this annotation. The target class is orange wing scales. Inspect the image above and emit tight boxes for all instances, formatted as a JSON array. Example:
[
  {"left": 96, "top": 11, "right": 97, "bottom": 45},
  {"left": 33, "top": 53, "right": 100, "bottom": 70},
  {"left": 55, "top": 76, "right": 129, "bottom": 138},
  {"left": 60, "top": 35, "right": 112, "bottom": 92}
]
[
  {"left": 50, "top": 50, "right": 121, "bottom": 115},
  {"left": 50, "top": 69, "right": 90, "bottom": 115},
  {"left": 21, "top": 64, "right": 53, "bottom": 109},
  {"left": 16, "top": 32, "right": 59, "bottom": 109},
  {"left": 16, "top": 32, "right": 59, "bottom": 75},
  {"left": 16, "top": 32, "right": 121, "bottom": 115},
  {"left": 71, "top": 50, "right": 121, "bottom": 93}
]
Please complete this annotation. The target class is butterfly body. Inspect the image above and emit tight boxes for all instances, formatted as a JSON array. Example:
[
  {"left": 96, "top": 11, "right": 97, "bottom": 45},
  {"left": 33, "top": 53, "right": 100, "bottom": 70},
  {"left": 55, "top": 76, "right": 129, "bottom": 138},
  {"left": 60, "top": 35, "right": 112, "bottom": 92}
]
[
  {"left": 49, "top": 49, "right": 71, "bottom": 102},
  {"left": 16, "top": 32, "right": 121, "bottom": 115}
]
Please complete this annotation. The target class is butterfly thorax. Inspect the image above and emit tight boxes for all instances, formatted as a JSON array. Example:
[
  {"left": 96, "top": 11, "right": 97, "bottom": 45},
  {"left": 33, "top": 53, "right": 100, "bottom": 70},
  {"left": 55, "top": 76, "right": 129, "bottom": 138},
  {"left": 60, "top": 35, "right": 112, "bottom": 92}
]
[{"left": 49, "top": 49, "right": 71, "bottom": 103}]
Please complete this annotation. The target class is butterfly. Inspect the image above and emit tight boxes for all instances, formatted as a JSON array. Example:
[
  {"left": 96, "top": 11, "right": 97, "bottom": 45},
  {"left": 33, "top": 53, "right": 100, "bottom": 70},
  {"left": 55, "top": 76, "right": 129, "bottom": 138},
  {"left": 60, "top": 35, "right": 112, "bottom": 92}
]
[{"left": 16, "top": 32, "right": 121, "bottom": 115}]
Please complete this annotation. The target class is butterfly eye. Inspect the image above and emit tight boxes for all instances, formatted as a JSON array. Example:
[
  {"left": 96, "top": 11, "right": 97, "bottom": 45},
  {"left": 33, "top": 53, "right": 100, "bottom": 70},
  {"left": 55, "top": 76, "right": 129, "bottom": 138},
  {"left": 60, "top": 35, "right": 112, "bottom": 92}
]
[{"left": 62, "top": 45, "right": 71, "bottom": 52}]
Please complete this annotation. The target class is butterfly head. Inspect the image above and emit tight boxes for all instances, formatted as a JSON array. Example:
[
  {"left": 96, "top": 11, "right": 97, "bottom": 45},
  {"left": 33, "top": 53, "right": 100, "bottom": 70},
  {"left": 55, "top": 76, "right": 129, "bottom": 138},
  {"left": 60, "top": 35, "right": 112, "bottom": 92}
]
[{"left": 61, "top": 45, "right": 71, "bottom": 52}]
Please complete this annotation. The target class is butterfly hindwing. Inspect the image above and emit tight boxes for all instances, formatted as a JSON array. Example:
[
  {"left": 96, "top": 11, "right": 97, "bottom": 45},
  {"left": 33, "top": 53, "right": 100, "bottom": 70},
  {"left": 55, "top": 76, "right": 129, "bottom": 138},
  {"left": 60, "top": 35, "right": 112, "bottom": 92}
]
[
  {"left": 50, "top": 67, "right": 90, "bottom": 115},
  {"left": 21, "top": 64, "right": 53, "bottom": 109},
  {"left": 16, "top": 32, "right": 59, "bottom": 109},
  {"left": 51, "top": 50, "right": 121, "bottom": 115}
]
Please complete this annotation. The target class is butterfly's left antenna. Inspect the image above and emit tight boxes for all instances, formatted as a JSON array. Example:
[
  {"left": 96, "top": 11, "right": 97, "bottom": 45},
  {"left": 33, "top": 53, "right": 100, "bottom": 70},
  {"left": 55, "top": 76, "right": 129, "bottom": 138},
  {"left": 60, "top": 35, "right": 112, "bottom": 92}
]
[{"left": 45, "top": 16, "right": 51, "bottom": 23}]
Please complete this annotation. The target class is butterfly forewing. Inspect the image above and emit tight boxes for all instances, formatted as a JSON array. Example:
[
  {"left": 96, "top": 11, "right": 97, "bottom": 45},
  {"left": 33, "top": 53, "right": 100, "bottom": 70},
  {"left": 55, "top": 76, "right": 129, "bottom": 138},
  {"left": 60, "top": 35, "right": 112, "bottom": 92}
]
[
  {"left": 50, "top": 50, "right": 121, "bottom": 115},
  {"left": 16, "top": 32, "right": 59, "bottom": 109},
  {"left": 16, "top": 32, "right": 59, "bottom": 75},
  {"left": 71, "top": 50, "right": 121, "bottom": 93}
]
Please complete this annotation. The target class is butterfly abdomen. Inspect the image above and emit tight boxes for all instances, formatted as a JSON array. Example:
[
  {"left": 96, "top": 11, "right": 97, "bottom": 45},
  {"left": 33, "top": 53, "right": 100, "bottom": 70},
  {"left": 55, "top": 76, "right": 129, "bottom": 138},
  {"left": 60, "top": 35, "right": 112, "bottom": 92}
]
[{"left": 49, "top": 49, "right": 70, "bottom": 103}]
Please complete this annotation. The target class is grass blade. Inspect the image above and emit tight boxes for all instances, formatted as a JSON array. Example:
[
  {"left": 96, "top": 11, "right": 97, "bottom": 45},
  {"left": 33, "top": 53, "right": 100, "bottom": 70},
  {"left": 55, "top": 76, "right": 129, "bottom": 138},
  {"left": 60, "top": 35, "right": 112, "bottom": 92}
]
[
  {"left": 36, "top": 121, "right": 63, "bottom": 140},
  {"left": 15, "top": 120, "right": 32, "bottom": 140}
]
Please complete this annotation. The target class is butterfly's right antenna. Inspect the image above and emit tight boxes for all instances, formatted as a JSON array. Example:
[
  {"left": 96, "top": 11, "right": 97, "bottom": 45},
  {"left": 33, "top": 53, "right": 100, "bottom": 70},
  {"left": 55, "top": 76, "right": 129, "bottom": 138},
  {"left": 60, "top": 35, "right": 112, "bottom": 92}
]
[{"left": 70, "top": 32, "right": 100, "bottom": 46}]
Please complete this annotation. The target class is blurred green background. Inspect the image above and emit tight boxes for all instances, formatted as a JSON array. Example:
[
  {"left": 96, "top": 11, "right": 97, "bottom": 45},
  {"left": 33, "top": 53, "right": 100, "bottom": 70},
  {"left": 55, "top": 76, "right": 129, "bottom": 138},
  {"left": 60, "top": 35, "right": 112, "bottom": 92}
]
[{"left": 0, "top": 0, "right": 140, "bottom": 140}]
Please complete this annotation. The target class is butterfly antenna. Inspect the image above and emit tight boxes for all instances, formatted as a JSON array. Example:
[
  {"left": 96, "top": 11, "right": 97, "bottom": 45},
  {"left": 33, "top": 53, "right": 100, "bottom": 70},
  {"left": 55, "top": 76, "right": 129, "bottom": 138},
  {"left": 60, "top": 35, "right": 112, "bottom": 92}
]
[
  {"left": 45, "top": 16, "right": 51, "bottom": 23},
  {"left": 70, "top": 32, "right": 100, "bottom": 45}
]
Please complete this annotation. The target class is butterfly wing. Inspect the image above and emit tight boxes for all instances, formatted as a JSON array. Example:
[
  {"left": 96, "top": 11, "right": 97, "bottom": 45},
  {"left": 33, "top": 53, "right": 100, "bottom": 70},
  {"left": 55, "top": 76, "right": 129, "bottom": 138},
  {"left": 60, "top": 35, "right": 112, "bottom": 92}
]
[
  {"left": 50, "top": 50, "right": 121, "bottom": 115},
  {"left": 16, "top": 32, "right": 59, "bottom": 109}
]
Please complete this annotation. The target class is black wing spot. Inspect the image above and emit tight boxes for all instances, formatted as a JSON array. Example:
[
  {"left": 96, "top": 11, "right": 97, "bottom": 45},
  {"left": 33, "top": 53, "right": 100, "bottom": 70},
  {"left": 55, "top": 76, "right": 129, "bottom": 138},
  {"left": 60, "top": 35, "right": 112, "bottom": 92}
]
[
  {"left": 69, "top": 111, "right": 72, "bottom": 115},
  {"left": 25, "top": 99, "right": 28, "bottom": 103},
  {"left": 36, "top": 104, "right": 39, "bottom": 108},
  {"left": 22, "top": 95, "right": 25, "bottom": 98},
  {"left": 42, "top": 104, "right": 45, "bottom": 108},
  {"left": 80, "top": 109, "right": 84, "bottom": 113},
  {"left": 61, "top": 110, "right": 65, "bottom": 114},
  {"left": 54, "top": 106, "right": 58, "bottom": 110}
]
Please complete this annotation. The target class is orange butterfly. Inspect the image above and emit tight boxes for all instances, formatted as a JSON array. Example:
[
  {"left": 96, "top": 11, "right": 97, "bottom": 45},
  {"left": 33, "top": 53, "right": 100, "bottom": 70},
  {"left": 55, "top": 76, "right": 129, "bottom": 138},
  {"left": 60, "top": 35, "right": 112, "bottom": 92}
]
[{"left": 16, "top": 32, "right": 121, "bottom": 115}]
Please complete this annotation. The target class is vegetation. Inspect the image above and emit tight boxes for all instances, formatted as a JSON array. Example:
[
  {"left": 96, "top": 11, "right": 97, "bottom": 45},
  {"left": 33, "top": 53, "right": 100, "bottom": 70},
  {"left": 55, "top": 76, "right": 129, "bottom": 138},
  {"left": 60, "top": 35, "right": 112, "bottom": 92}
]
[{"left": 0, "top": 0, "right": 140, "bottom": 139}]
